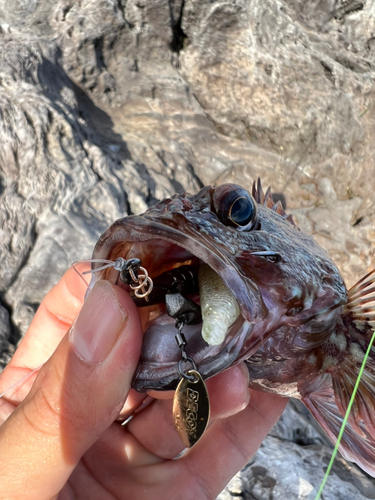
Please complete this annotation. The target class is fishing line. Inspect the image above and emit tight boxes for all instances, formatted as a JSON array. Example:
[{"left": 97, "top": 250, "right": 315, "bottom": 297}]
[
  {"left": 73, "top": 257, "right": 153, "bottom": 300},
  {"left": 0, "top": 363, "right": 44, "bottom": 399},
  {"left": 72, "top": 259, "right": 117, "bottom": 288},
  {"left": 314, "top": 329, "right": 375, "bottom": 500}
]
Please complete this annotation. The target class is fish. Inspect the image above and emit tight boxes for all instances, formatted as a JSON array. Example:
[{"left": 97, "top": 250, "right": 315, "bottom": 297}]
[{"left": 85, "top": 181, "right": 375, "bottom": 476}]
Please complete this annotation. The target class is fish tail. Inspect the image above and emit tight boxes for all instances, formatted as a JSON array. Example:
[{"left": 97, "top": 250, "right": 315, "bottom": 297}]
[{"left": 300, "top": 269, "right": 375, "bottom": 476}]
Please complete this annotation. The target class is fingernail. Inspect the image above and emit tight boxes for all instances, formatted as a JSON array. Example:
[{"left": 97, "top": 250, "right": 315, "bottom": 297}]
[{"left": 70, "top": 281, "right": 128, "bottom": 363}]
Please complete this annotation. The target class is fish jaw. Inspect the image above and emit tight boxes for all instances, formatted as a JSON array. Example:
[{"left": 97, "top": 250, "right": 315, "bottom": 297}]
[
  {"left": 135, "top": 317, "right": 255, "bottom": 390},
  {"left": 92, "top": 214, "right": 263, "bottom": 319},
  {"left": 90, "top": 213, "right": 266, "bottom": 390}
]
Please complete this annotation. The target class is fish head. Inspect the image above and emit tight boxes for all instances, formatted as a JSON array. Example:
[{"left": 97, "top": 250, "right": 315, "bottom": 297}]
[{"left": 90, "top": 181, "right": 347, "bottom": 390}]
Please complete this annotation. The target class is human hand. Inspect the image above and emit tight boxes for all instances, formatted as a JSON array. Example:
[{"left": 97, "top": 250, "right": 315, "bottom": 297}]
[{"left": 0, "top": 266, "right": 287, "bottom": 500}]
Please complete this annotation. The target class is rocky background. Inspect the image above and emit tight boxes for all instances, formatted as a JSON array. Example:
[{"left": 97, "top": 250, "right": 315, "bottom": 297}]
[{"left": 0, "top": 0, "right": 375, "bottom": 498}]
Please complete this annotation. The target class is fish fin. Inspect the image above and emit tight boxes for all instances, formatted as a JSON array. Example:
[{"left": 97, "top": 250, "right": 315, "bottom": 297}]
[
  {"left": 251, "top": 179, "right": 257, "bottom": 201},
  {"left": 283, "top": 213, "right": 296, "bottom": 226},
  {"left": 344, "top": 269, "right": 375, "bottom": 322},
  {"left": 271, "top": 200, "right": 285, "bottom": 216},
  {"left": 326, "top": 269, "right": 375, "bottom": 439},
  {"left": 331, "top": 352, "right": 375, "bottom": 439},
  {"left": 252, "top": 182, "right": 274, "bottom": 208},
  {"left": 252, "top": 178, "right": 296, "bottom": 226},
  {"left": 300, "top": 374, "right": 375, "bottom": 476},
  {"left": 264, "top": 187, "right": 275, "bottom": 209},
  {"left": 302, "top": 276, "right": 375, "bottom": 477},
  {"left": 252, "top": 178, "right": 265, "bottom": 204}
]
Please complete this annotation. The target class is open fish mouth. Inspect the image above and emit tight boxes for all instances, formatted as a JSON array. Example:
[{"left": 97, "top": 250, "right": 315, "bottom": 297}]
[{"left": 89, "top": 215, "right": 261, "bottom": 391}]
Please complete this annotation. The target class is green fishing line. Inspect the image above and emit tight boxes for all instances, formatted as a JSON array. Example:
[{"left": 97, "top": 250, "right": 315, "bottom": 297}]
[{"left": 314, "top": 329, "right": 375, "bottom": 500}]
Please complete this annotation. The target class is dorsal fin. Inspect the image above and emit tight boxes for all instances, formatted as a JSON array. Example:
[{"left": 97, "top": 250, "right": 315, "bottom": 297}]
[
  {"left": 252, "top": 178, "right": 296, "bottom": 227},
  {"left": 264, "top": 187, "right": 274, "bottom": 209},
  {"left": 252, "top": 178, "right": 265, "bottom": 203},
  {"left": 271, "top": 200, "right": 284, "bottom": 215},
  {"left": 284, "top": 214, "right": 295, "bottom": 225}
]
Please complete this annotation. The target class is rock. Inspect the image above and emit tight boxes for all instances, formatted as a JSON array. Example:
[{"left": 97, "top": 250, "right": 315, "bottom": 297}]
[
  {"left": 217, "top": 474, "right": 244, "bottom": 499},
  {"left": 0, "top": 0, "right": 375, "bottom": 498},
  {"left": 270, "top": 400, "right": 329, "bottom": 447},
  {"left": 238, "top": 435, "right": 375, "bottom": 499},
  {"left": 219, "top": 400, "right": 375, "bottom": 499},
  {"left": 0, "top": 303, "right": 14, "bottom": 371}
]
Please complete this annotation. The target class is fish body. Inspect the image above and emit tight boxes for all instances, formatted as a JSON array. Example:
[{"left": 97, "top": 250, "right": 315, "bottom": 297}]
[{"left": 91, "top": 181, "right": 375, "bottom": 476}]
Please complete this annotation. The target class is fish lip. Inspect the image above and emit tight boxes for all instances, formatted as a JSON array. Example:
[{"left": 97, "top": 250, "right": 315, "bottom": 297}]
[{"left": 91, "top": 215, "right": 262, "bottom": 390}]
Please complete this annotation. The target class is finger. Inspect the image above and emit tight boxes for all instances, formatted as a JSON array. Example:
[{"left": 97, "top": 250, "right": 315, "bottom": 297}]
[
  {"left": 0, "top": 264, "right": 88, "bottom": 402},
  {"left": 97, "top": 391, "right": 288, "bottom": 500},
  {"left": 177, "top": 390, "right": 288, "bottom": 499},
  {"left": 127, "top": 363, "right": 250, "bottom": 459},
  {"left": 11, "top": 264, "right": 89, "bottom": 368},
  {"left": 0, "top": 281, "right": 142, "bottom": 500},
  {"left": 0, "top": 399, "right": 15, "bottom": 425},
  {"left": 147, "top": 390, "right": 174, "bottom": 400},
  {"left": 116, "top": 389, "right": 150, "bottom": 422},
  {"left": 60, "top": 424, "right": 165, "bottom": 500},
  {"left": 0, "top": 367, "right": 41, "bottom": 423}
]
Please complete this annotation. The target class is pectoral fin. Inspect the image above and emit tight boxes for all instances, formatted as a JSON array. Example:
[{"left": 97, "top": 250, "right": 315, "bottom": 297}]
[
  {"left": 299, "top": 269, "right": 375, "bottom": 477},
  {"left": 300, "top": 374, "right": 375, "bottom": 477}
]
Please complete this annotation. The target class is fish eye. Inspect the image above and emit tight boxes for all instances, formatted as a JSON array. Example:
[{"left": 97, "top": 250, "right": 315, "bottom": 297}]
[
  {"left": 212, "top": 184, "right": 258, "bottom": 231},
  {"left": 229, "top": 197, "right": 255, "bottom": 227}
]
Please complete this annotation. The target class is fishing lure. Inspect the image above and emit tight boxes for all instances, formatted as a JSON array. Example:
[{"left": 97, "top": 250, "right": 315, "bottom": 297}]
[{"left": 80, "top": 257, "right": 211, "bottom": 447}]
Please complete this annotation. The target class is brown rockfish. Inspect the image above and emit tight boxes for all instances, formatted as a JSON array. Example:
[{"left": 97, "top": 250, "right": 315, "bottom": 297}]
[{"left": 89, "top": 180, "right": 375, "bottom": 476}]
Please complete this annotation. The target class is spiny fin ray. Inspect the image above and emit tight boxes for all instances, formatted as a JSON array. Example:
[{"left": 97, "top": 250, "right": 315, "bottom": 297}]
[
  {"left": 301, "top": 374, "right": 375, "bottom": 476},
  {"left": 345, "top": 270, "right": 375, "bottom": 322},
  {"left": 252, "top": 178, "right": 296, "bottom": 227}
]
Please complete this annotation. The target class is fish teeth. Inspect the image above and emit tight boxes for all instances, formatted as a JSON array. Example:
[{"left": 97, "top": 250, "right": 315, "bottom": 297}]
[{"left": 198, "top": 264, "right": 240, "bottom": 345}]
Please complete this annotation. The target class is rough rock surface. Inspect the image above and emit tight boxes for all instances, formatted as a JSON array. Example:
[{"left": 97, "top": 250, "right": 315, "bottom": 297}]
[{"left": 0, "top": 0, "right": 375, "bottom": 498}]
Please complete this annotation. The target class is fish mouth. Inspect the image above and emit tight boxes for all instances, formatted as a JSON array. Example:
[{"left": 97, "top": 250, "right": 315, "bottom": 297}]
[{"left": 91, "top": 215, "right": 262, "bottom": 391}]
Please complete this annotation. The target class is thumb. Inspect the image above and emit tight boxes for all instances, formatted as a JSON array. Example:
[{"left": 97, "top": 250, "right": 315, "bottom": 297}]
[{"left": 0, "top": 280, "right": 142, "bottom": 500}]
